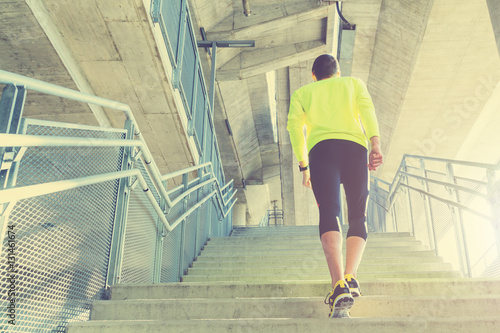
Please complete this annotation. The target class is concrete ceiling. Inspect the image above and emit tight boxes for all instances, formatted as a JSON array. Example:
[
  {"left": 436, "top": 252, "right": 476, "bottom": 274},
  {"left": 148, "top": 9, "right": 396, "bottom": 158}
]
[
  {"left": 190, "top": 0, "right": 500, "bottom": 224},
  {"left": 1, "top": 0, "right": 499, "bottom": 225}
]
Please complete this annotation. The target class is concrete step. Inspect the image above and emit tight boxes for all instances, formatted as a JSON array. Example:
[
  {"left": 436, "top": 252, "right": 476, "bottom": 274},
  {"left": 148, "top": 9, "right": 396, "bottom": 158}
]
[
  {"left": 199, "top": 244, "right": 430, "bottom": 256},
  {"left": 67, "top": 317, "right": 500, "bottom": 333},
  {"left": 197, "top": 249, "right": 438, "bottom": 261},
  {"left": 210, "top": 235, "right": 419, "bottom": 244},
  {"left": 181, "top": 270, "right": 462, "bottom": 283},
  {"left": 227, "top": 231, "right": 411, "bottom": 239},
  {"left": 192, "top": 256, "right": 444, "bottom": 268},
  {"left": 89, "top": 295, "right": 500, "bottom": 321},
  {"left": 188, "top": 263, "right": 453, "bottom": 275},
  {"left": 205, "top": 239, "right": 423, "bottom": 249},
  {"left": 109, "top": 279, "right": 500, "bottom": 300},
  {"left": 186, "top": 262, "right": 454, "bottom": 276}
]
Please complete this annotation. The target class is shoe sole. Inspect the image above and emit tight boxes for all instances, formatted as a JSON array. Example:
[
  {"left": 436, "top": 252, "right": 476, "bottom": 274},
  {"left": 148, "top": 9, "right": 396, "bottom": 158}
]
[
  {"left": 330, "top": 294, "right": 354, "bottom": 319},
  {"left": 350, "top": 287, "right": 361, "bottom": 297}
]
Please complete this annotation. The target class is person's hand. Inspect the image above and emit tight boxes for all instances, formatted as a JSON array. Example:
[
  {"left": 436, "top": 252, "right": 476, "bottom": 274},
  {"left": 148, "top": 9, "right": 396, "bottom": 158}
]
[
  {"left": 368, "top": 145, "right": 383, "bottom": 171},
  {"left": 302, "top": 170, "right": 311, "bottom": 188}
]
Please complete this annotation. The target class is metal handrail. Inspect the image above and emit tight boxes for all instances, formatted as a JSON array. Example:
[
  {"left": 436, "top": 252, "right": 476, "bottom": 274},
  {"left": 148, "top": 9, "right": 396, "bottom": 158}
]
[
  {"left": 1, "top": 70, "right": 179, "bottom": 210},
  {"left": 0, "top": 169, "right": 174, "bottom": 232},
  {"left": 0, "top": 133, "right": 236, "bottom": 231},
  {"left": 377, "top": 155, "right": 499, "bottom": 215},
  {"left": 0, "top": 70, "right": 236, "bottom": 234}
]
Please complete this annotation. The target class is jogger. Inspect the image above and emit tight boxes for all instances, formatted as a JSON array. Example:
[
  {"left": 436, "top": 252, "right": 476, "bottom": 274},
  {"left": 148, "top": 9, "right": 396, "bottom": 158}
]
[{"left": 287, "top": 54, "right": 383, "bottom": 318}]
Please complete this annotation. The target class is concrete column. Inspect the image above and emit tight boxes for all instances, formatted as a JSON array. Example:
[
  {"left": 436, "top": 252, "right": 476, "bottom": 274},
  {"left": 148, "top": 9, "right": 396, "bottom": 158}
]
[
  {"left": 232, "top": 203, "right": 247, "bottom": 226},
  {"left": 276, "top": 67, "right": 296, "bottom": 226},
  {"left": 487, "top": 0, "right": 500, "bottom": 58}
]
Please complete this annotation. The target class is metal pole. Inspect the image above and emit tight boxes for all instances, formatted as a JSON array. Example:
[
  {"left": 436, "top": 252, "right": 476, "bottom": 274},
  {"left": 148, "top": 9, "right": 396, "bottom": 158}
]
[
  {"left": 446, "top": 163, "right": 470, "bottom": 277},
  {"left": 209, "top": 41, "right": 217, "bottom": 115},
  {"left": 106, "top": 120, "right": 134, "bottom": 287},
  {"left": 420, "top": 159, "right": 438, "bottom": 254},
  {"left": 172, "top": 0, "right": 188, "bottom": 88},
  {"left": 403, "top": 162, "right": 415, "bottom": 236}
]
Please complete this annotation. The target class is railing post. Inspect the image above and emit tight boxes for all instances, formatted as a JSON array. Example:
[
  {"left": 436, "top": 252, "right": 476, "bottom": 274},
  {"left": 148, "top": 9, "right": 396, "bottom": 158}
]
[
  {"left": 106, "top": 120, "right": 134, "bottom": 287},
  {"left": 419, "top": 159, "right": 438, "bottom": 254},
  {"left": 193, "top": 168, "right": 204, "bottom": 258},
  {"left": 187, "top": 57, "right": 199, "bottom": 137},
  {"left": 486, "top": 168, "right": 500, "bottom": 261},
  {"left": 446, "top": 163, "right": 471, "bottom": 277},
  {"left": 209, "top": 41, "right": 217, "bottom": 116},
  {"left": 150, "top": 0, "right": 161, "bottom": 23},
  {"left": 177, "top": 172, "right": 190, "bottom": 281},
  {"left": 200, "top": 100, "right": 209, "bottom": 162},
  {"left": 172, "top": 0, "right": 188, "bottom": 89},
  {"left": 402, "top": 161, "right": 415, "bottom": 236},
  {"left": 153, "top": 180, "right": 167, "bottom": 283}
]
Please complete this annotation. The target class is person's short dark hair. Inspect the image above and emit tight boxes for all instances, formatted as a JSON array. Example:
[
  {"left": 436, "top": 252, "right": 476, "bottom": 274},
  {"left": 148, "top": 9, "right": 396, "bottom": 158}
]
[{"left": 312, "top": 54, "right": 338, "bottom": 80}]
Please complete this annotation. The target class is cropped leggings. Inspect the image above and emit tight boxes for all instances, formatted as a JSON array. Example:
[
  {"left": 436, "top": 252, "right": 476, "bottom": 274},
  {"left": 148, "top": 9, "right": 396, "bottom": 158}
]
[{"left": 309, "top": 139, "right": 369, "bottom": 240}]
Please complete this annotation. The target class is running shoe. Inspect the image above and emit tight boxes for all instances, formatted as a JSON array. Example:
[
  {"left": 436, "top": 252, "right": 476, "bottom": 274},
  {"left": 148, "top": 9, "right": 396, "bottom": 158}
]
[
  {"left": 344, "top": 273, "right": 362, "bottom": 297},
  {"left": 324, "top": 279, "right": 354, "bottom": 318}
]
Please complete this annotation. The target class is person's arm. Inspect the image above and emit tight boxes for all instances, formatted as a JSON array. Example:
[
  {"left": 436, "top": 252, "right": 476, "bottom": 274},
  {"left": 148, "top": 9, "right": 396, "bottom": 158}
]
[
  {"left": 368, "top": 136, "right": 383, "bottom": 171},
  {"left": 299, "top": 160, "right": 311, "bottom": 188},
  {"left": 287, "top": 91, "right": 311, "bottom": 187},
  {"left": 355, "top": 79, "right": 383, "bottom": 171}
]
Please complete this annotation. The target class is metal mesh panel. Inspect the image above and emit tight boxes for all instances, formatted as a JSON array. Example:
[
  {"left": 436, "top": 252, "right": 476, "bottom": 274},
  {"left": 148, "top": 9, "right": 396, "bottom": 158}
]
[
  {"left": 427, "top": 187, "right": 461, "bottom": 271},
  {"left": 194, "top": 73, "right": 206, "bottom": 148},
  {"left": 461, "top": 211, "right": 500, "bottom": 277},
  {"left": 135, "top": 159, "right": 161, "bottom": 205},
  {"left": 392, "top": 191, "right": 411, "bottom": 233},
  {"left": 205, "top": 126, "right": 213, "bottom": 161},
  {"left": 367, "top": 184, "right": 388, "bottom": 232},
  {"left": 17, "top": 122, "right": 125, "bottom": 186},
  {"left": 210, "top": 199, "right": 219, "bottom": 237},
  {"left": 455, "top": 176, "right": 489, "bottom": 210},
  {"left": 180, "top": 20, "right": 196, "bottom": 117},
  {"left": 0, "top": 181, "right": 118, "bottom": 331},
  {"left": 407, "top": 179, "right": 431, "bottom": 249},
  {"left": 182, "top": 213, "right": 198, "bottom": 275},
  {"left": 161, "top": 0, "right": 181, "bottom": 62},
  {"left": 160, "top": 225, "right": 182, "bottom": 283},
  {"left": 119, "top": 190, "right": 158, "bottom": 284},
  {"left": 195, "top": 203, "right": 208, "bottom": 256}
]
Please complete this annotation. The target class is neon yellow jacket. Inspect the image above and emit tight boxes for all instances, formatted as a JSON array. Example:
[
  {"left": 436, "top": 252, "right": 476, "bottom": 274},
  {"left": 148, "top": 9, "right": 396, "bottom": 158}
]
[{"left": 287, "top": 77, "right": 380, "bottom": 162}]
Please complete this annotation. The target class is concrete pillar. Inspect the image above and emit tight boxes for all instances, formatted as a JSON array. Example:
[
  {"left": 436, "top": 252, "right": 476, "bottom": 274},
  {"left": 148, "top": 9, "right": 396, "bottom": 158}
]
[
  {"left": 245, "top": 184, "right": 271, "bottom": 225},
  {"left": 232, "top": 203, "right": 247, "bottom": 227},
  {"left": 276, "top": 67, "right": 296, "bottom": 226},
  {"left": 487, "top": 0, "right": 500, "bottom": 59}
]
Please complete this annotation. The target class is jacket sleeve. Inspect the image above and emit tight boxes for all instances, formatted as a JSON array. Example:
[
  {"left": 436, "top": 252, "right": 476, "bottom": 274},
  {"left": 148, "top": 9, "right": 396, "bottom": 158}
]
[
  {"left": 287, "top": 90, "right": 308, "bottom": 162},
  {"left": 355, "top": 79, "right": 380, "bottom": 140}
]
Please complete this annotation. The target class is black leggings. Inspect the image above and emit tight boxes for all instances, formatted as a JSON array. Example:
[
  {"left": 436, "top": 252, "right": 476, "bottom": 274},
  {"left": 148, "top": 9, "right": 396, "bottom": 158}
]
[{"left": 309, "top": 139, "right": 369, "bottom": 239}]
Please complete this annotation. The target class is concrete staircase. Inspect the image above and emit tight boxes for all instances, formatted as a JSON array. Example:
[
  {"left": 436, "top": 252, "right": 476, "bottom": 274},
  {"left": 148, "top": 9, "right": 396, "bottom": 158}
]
[{"left": 68, "top": 226, "right": 500, "bottom": 332}]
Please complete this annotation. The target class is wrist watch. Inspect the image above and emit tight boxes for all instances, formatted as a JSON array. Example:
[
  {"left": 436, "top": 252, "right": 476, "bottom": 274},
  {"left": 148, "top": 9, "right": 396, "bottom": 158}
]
[{"left": 299, "top": 165, "right": 309, "bottom": 172}]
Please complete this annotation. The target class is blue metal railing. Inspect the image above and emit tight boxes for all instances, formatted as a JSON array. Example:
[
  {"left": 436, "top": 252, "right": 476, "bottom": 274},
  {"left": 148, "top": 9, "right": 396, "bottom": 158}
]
[
  {"left": 151, "top": 0, "right": 226, "bottom": 185},
  {"left": 367, "top": 154, "right": 500, "bottom": 278},
  {"left": 0, "top": 63, "right": 235, "bottom": 333}
]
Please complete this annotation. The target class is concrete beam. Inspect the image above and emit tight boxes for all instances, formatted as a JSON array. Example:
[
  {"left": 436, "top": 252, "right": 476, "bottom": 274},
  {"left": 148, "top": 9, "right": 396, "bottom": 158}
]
[
  {"left": 25, "top": 0, "right": 112, "bottom": 127},
  {"left": 207, "top": 5, "right": 334, "bottom": 75},
  {"left": 487, "top": 0, "right": 500, "bottom": 59},
  {"left": 217, "top": 41, "right": 327, "bottom": 80},
  {"left": 366, "top": 0, "right": 435, "bottom": 175}
]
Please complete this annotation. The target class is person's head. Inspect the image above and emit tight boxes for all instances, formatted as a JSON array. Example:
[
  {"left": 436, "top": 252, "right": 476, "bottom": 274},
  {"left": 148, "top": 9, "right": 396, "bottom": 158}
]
[{"left": 312, "top": 54, "right": 340, "bottom": 81}]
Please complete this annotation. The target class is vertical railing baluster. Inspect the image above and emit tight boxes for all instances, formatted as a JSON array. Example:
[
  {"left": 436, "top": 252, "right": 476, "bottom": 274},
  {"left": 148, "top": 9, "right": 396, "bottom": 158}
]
[
  {"left": 419, "top": 159, "right": 438, "bottom": 254},
  {"left": 446, "top": 163, "right": 470, "bottom": 277},
  {"left": 172, "top": 0, "right": 188, "bottom": 89},
  {"left": 106, "top": 120, "right": 134, "bottom": 287}
]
